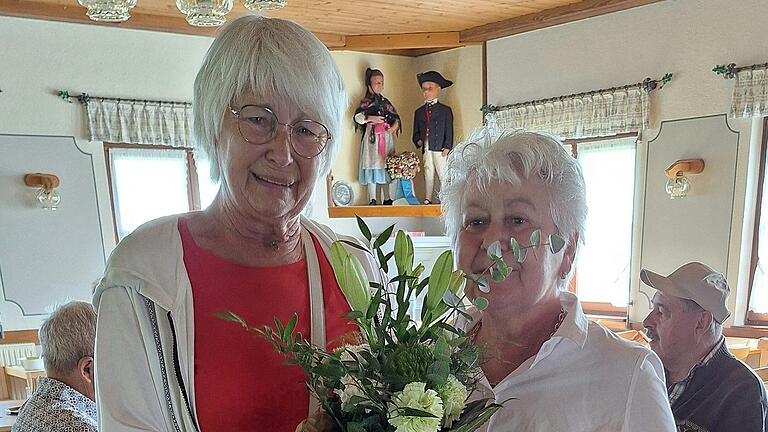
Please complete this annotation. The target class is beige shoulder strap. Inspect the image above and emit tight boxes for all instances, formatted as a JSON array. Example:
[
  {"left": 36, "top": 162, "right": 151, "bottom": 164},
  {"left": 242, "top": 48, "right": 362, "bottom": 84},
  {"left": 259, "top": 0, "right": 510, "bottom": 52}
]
[{"left": 301, "top": 228, "right": 325, "bottom": 416}]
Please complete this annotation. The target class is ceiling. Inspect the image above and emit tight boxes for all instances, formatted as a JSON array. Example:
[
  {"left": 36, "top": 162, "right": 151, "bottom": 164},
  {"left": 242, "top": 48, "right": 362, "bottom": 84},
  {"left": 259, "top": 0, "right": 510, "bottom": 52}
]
[{"left": 1, "top": 0, "right": 661, "bottom": 56}]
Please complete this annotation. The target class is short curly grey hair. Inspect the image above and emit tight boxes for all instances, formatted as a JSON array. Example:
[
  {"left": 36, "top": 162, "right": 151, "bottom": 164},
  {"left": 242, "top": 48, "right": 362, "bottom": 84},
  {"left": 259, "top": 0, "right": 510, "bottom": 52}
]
[
  {"left": 39, "top": 301, "right": 96, "bottom": 376},
  {"left": 440, "top": 128, "right": 588, "bottom": 249},
  {"left": 193, "top": 15, "right": 347, "bottom": 181}
]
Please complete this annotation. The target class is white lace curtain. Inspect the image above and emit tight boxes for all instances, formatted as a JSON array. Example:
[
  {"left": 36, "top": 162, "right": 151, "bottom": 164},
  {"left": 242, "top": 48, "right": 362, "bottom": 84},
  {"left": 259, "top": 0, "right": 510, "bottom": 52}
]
[
  {"left": 85, "top": 98, "right": 192, "bottom": 147},
  {"left": 487, "top": 86, "right": 649, "bottom": 139},
  {"left": 730, "top": 67, "right": 768, "bottom": 118}
]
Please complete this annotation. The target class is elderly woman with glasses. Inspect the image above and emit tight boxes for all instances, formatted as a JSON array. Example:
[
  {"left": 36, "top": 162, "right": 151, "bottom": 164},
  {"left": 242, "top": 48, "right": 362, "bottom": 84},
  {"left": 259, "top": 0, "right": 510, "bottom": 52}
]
[
  {"left": 93, "top": 16, "right": 375, "bottom": 432},
  {"left": 442, "top": 128, "right": 675, "bottom": 431}
]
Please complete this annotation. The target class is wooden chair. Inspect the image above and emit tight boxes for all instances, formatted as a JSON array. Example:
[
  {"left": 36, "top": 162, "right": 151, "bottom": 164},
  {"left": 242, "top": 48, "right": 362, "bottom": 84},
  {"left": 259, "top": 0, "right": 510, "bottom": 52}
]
[
  {"left": 758, "top": 338, "right": 768, "bottom": 367},
  {"left": 729, "top": 346, "right": 752, "bottom": 362},
  {"left": 616, "top": 330, "right": 651, "bottom": 347},
  {"left": 753, "top": 366, "right": 768, "bottom": 384}
]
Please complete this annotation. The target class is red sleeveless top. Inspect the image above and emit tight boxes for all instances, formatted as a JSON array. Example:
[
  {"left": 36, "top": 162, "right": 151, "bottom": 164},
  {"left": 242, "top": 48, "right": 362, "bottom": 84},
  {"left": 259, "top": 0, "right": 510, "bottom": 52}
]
[{"left": 179, "top": 219, "right": 356, "bottom": 431}]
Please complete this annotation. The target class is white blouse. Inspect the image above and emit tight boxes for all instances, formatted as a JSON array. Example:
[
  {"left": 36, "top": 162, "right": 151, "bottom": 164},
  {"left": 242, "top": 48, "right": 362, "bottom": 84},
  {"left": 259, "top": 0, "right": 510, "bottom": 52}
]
[{"left": 471, "top": 292, "right": 676, "bottom": 432}]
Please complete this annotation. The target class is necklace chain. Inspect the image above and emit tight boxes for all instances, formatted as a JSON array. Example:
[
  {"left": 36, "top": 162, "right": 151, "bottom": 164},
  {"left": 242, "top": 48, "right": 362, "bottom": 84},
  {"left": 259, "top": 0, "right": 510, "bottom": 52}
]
[{"left": 469, "top": 306, "right": 567, "bottom": 344}]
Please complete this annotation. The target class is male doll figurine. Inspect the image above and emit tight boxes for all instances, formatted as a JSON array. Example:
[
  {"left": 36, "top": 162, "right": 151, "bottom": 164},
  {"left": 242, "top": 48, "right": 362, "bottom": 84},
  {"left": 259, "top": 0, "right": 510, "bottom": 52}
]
[{"left": 412, "top": 71, "right": 454, "bottom": 205}]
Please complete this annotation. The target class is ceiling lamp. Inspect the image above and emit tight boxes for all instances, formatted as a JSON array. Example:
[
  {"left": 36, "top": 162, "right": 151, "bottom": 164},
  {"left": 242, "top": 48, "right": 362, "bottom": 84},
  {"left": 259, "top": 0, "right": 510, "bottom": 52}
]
[
  {"left": 176, "top": 0, "right": 233, "bottom": 26},
  {"left": 243, "top": 0, "right": 287, "bottom": 11},
  {"left": 78, "top": 0, "right": 137, "bottom": 22}
]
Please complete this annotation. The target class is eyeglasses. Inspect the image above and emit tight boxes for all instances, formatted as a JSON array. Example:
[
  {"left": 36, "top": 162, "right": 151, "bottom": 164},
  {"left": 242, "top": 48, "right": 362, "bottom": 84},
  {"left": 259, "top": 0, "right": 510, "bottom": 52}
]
[{"left": 229, "top": 105, "right": 331, "bottom": 159}]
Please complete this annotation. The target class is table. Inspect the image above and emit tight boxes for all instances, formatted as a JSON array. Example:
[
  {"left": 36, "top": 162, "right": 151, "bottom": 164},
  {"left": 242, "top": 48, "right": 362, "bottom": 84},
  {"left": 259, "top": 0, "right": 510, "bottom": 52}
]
[
  {"left": 0, "top": 399, "right": 27, "bottom": 431},
  {"left": 725, "top": 337, "right": 762, "bottom": 367},
  {"left": 4, "top": 366, "right": 45, "bottom": 400}
]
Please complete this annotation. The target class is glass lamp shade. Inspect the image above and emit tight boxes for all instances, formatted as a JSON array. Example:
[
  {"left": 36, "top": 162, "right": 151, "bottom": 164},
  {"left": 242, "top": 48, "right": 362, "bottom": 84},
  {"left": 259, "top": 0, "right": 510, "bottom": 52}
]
[
  {"left": 665, "top": 175, "right": 690, "bottom": 199},
  {"left": 37, "top": 188, "right": 61, "bottom": 211},
  {"left": 176, "top": 0, "right": 233, "bottom": 26},
  {"left": 78, "top": 0, "right": 137, "bottom": 22},
  {"left": 243, "top": 0, "right": 287, "bottom": 11}
]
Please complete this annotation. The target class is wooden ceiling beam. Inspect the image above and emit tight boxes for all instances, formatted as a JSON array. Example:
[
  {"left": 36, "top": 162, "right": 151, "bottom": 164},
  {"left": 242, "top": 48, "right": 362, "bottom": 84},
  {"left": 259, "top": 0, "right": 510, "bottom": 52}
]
[
  {"left": 0, "top": 0, "right": 346, "bottom": 47},
  {"left": 460, "top": 0, "right": 664, "bottom": 43},
  {"left": 357, "top": 47, "right": 455, "bottom": 57},
  {"left": 342, "top": 32, "right": 464, "bottom": 51}
]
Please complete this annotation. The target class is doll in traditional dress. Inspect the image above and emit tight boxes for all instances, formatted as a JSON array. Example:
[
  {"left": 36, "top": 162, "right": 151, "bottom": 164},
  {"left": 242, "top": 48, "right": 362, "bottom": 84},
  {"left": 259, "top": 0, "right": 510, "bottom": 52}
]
[
  {"left": 354, "top": 68, "right": 400, "bottom": 205},
  {"left": 412, "top": 70, "right": 453, "bottom": 204}
]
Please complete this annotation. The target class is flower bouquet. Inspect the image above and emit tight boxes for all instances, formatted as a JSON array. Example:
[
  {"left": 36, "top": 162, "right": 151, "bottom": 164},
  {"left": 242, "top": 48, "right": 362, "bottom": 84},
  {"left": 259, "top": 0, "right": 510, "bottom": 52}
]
[
  {"left": 221, "top": 218, "right": 565, "bottom": 432},
  {"left": 386, "top": 152, "right": 420, "bottom": 180}
]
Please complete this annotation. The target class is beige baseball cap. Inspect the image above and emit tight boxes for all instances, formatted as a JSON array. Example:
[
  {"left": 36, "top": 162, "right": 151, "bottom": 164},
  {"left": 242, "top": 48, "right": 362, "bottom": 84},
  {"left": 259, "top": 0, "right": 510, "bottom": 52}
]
[{"left": 640, "top": 262, "right": 731, "bottom": 323}]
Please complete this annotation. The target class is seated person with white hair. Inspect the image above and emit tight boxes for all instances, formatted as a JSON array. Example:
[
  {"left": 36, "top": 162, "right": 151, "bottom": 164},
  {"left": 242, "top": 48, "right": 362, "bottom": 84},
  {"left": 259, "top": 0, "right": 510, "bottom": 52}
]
[
  {"left": 13, "top": 301, "right": 97, "bottom": 432},
  {"left": 642, "top": 262, "right": 768, "bottom": 432}
]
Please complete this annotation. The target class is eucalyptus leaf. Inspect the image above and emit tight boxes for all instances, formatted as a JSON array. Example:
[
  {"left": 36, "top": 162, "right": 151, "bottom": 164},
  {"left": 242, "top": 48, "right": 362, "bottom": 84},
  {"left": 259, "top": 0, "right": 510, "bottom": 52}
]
[
  {"left": 549, "top": 234, "right": 566, "bottom": 254},
  {"left": 491, "top": 267, "right": 505, "bottom": 282},
  {"left": 490, "top": 255, "right": 508, "bottom": 276},
  {"left": 486, "top": 240, "right": 502, "bottom": 260},
  {"left": 509, "top": 237, "right": 521, "bottom": 258},
  {"left": 474, "top": 297, "right": 489, "bottom": 311},
  {"left": 517, "top": 247, "right": 528, "bottom": 263},
  {"left": 477, "top": 277, "right": 490, "bottom": 293},
  {"left": 530, "top": 229, "right": 541, "bottom": 249}
]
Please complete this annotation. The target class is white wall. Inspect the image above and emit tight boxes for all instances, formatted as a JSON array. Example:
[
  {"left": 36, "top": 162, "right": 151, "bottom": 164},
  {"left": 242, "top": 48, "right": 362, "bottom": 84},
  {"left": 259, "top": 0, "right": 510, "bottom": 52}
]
[
  {"left": 0, "top": 16, "right": 474, "bottom": 328},
  {"left": 0, "top": 17, "right": 213, "bottom": 329},
  {"left": 416, "top": 46, "right": 484, "bottom": 145},
  {"left": 323, "top": 46, "right": 483, "bottom": 239},
  {"left": 487, "top": 0, "right": 767, "bottom": 324}
]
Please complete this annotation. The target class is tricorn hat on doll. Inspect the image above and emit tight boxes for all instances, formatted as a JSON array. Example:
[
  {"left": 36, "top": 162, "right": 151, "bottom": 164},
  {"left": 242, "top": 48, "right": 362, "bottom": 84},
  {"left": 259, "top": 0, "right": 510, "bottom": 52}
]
[{"left": 417, "top": 70, "right": 453, "bottom": 88}]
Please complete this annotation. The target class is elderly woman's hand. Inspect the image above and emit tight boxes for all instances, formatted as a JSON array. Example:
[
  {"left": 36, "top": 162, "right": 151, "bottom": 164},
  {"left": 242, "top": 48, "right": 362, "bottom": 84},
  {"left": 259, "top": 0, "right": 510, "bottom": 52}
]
[{"left": 295, "top": 410, "right": 338, "bottom": 432}]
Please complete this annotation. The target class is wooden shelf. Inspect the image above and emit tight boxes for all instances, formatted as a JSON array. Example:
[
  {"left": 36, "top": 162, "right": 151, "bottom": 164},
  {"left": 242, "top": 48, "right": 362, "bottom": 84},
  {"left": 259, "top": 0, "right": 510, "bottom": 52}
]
[{"left": 328, "top": 204, "right": 442, "bottom": 218}]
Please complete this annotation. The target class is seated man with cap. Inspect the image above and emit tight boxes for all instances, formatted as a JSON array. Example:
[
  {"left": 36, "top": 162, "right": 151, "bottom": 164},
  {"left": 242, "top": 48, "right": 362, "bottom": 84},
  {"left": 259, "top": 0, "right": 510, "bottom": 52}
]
[
  {"left": 642, "top": 262, "right": 768, "bottom": 432},
  {"left": 13, "top": 301, "right": 97, "bottom": 432}
]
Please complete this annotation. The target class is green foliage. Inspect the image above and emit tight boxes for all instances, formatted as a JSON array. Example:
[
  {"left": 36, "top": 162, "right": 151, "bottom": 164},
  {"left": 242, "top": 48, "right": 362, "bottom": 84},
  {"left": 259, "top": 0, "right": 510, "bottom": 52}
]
[
  {"left": 222, "top": 218, "right": 508, "bottom": 432},
  {"left": 467, "top": 230, "right": 567, "bottom": 298}
]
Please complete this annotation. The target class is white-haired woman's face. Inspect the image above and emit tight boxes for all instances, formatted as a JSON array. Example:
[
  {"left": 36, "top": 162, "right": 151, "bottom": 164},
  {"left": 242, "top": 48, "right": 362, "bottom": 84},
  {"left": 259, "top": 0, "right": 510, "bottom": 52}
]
[
  {"left": 216, "top": 94, "right": 322, "bottom": 221},
  {"left": 456, "top": 177, "right": 573, "bottom": 314}
]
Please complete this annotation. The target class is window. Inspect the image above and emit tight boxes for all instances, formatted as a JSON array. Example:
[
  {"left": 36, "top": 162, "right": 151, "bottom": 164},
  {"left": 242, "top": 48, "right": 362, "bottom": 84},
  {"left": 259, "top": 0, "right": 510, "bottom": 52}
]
[
  {"left": 563, "top": 135, "right": 638, "bottom": 316},
  {"left": 747, "top": 118, "right": 768, "bottom": 324},
  {"left": 105, "top": 144, "right": 218, "bottom": 240}
]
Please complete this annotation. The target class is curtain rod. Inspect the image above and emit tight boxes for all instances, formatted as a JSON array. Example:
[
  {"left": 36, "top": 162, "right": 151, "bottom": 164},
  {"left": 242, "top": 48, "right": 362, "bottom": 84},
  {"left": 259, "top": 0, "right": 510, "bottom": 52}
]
[
  {"left": 56, "top": 90, "right": 192, "bottom": 106},
  {"left": 481, "top": 73, "right": 673, "bottom": 114},
  {"left": 713, "top": 62, "right": 768, "bottom": 79}
]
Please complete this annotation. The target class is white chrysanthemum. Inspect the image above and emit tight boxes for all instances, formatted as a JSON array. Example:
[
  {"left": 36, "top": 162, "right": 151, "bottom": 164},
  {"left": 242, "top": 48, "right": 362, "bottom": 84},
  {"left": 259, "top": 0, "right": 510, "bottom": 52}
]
[
  {"left": 387, "top": 382, "right": 444, "bottom": 432},
  {"left": 334, "top": 374, "right": 366, "bottom": 410},
  {"left": 437, "top": 375, "right": 468, "bottom": 427}
]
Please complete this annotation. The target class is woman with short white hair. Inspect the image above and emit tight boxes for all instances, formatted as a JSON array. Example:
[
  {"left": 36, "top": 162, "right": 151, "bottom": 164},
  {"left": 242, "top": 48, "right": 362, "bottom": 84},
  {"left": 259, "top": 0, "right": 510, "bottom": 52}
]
[
  {"left": 94, "top": 16, "right": 374, "bottom": 431},
  {"left": 442, "top": 128, "right": 675, "bottom": 431}
]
